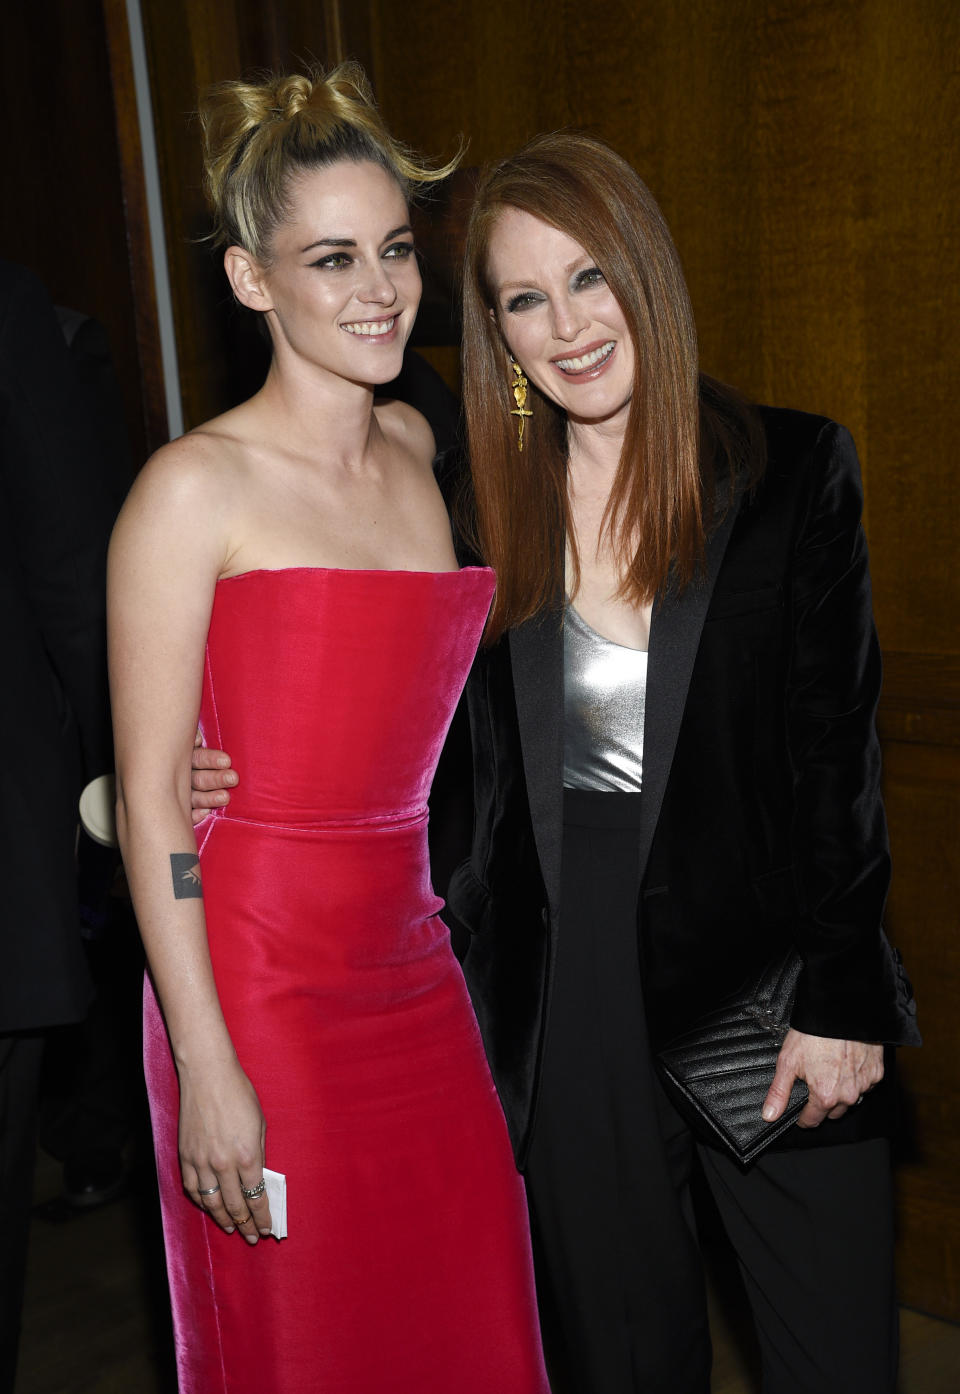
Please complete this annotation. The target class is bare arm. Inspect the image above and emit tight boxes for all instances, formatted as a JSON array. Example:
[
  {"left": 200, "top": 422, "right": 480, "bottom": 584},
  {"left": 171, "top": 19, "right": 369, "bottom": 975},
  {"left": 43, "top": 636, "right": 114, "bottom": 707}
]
[{"left": 109, "top": 444, "right": 270, "bottom": 1239}]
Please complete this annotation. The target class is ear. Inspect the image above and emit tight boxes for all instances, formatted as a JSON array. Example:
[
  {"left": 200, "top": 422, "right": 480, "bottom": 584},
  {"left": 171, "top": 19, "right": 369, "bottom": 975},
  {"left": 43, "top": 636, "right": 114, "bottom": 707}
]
[{"left": 224, "top": 246, "right": 274, "bottom": 313}]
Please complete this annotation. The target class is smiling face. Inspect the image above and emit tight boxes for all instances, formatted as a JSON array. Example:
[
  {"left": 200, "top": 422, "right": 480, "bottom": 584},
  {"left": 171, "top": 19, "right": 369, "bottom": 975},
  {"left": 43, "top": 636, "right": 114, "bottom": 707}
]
[
  {"left": 485, "top": 207, "right": 635, "bottom": 430},
  {"left": 238, "top": 159, "right": 421, "bottom": 386}
]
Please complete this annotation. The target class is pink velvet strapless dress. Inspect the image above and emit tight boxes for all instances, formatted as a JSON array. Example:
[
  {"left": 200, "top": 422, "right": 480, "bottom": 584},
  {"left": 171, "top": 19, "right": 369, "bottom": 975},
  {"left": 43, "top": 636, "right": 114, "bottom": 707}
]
[{"left": 143, "top": 566, "right": 548, "bottom": 1394}]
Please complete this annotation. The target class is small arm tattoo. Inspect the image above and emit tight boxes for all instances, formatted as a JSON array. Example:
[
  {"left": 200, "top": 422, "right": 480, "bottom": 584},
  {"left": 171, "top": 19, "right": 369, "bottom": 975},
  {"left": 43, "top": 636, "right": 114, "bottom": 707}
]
[{"left": 170, "top": 853, "right": 203, "bottom": 899}]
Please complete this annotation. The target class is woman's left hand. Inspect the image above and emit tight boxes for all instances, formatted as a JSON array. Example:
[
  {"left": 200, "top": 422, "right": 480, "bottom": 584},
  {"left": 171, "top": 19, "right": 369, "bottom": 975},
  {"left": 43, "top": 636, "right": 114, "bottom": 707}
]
[{"left": 762, "top": 1029, "right": 884, "bottom": 1128}]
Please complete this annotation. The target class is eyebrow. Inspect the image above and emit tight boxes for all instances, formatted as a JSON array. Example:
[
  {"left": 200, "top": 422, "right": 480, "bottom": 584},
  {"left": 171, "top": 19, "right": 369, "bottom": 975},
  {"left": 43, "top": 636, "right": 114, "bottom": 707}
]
[
  {"left": 497, "top": 254, "right": 595, "bottom": 296},
  {"left": 299, "top": 224, "right": 413, "bottom": 255}
]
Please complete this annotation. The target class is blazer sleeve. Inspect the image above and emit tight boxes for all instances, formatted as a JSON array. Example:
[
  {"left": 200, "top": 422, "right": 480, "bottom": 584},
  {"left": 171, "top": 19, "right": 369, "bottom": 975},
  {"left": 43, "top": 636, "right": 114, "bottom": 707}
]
[
  {"left": 0, "top": 262, "right": 116, "bottom": 783},
  {"left": 785, "top": 420, "right": 918, "bottom": 1044}
]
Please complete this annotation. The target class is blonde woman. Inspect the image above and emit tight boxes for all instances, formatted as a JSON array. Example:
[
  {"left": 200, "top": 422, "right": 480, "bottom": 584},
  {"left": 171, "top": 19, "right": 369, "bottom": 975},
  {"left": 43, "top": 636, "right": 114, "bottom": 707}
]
[{"left": 109, "top": 66, "right": 547, "bottom": 1394}]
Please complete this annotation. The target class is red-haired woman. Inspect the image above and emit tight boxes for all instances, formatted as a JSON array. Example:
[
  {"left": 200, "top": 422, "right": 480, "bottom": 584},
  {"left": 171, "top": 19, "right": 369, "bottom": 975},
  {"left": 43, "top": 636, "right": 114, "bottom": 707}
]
[
  {"left": 448, "top": 132, "right": 917, "bottom": 1394},
  {"left": 195, "top": 132, "right": 918, "bottom": 1394}
]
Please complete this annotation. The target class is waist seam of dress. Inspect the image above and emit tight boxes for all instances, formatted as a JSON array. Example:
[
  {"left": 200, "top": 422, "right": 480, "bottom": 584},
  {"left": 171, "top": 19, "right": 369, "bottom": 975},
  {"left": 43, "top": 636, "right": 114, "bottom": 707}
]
[{"left": 210, "top": 805, "right": 430, "bottom": 834}]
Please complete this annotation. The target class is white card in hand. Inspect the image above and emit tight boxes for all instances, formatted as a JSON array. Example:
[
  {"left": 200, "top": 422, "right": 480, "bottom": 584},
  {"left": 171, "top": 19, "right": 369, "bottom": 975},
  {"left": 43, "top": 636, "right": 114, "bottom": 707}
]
[{"left": 264, "top": 1167, "right": 287, "bottom": 1239}]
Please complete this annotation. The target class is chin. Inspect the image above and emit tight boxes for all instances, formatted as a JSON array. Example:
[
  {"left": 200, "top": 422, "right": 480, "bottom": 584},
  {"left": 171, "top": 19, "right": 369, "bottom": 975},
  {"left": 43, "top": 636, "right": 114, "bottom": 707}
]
[{"left": 565, "top": 392, "right": 632, "bottom": 426}]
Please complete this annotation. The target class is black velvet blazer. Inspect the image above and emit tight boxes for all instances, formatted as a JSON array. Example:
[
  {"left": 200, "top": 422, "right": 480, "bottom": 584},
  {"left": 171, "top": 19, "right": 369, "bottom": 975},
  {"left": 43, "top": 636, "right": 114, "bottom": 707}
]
[{"left": 442, "top": 405, "right": 919, "bottom": 1167}]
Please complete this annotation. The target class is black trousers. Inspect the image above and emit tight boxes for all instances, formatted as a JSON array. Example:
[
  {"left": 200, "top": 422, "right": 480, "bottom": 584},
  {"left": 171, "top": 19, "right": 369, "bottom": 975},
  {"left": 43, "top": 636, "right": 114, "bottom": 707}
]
[
  {"left": 524, "top": 790, "right": 897, "bottom": 1394},
  {"left": 0, "top": 1031, "right": 45, "bottom": 1394}
]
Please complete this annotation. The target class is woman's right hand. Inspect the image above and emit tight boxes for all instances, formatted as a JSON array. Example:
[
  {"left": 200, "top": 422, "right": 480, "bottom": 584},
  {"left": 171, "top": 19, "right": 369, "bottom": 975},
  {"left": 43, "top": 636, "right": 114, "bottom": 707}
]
[
  {"left": 191, "top": 731, "right": 238, "bottom": 824},
  {"left": 177, "top": 1058, "right": 272, "bottom": 1242}
]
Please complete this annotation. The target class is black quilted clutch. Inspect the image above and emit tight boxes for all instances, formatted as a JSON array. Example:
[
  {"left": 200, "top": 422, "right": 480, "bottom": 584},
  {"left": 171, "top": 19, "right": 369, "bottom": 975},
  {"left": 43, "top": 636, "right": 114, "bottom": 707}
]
[{"left": 656, "top": 949, "right": 809, "bottom": 1167}]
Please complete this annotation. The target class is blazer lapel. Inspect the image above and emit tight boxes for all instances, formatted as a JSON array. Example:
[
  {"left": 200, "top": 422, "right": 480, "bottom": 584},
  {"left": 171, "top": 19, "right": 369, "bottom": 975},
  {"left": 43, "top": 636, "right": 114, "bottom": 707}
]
[
  {"left": 509, "top": 608, "right": 564, "bottom": 916},
  {"left": 637, "top": 489, "right": 744, "bottom": 884}
]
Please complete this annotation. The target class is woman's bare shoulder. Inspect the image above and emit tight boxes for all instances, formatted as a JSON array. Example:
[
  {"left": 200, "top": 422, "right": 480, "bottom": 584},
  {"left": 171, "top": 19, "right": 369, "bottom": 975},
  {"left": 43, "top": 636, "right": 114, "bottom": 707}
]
[
  {"left": 125, "top": 407, "right": 259, "bottom": 510},
  {"left": 374, "top": 398, "right": 437, "bottom": 469},
  {"left": 110, "top": 413, "right": 260, "bottom": 581}
]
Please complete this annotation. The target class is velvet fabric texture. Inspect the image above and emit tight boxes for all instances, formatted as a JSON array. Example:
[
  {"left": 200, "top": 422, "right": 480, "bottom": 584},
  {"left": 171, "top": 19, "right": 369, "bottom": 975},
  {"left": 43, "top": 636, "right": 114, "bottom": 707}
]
[
  {"left": 144, "top": 566, "right": 547, "bottom": 1394},
  {"left": 444, "top": 408, "right": 919, "bottom": 1167}
]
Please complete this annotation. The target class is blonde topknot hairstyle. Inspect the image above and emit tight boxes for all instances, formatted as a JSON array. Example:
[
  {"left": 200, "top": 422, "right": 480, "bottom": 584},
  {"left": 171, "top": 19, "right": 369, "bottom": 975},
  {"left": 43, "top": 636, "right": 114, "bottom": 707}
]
[{"left": 200, "top": 61, "right": 459, "bottom": 262}]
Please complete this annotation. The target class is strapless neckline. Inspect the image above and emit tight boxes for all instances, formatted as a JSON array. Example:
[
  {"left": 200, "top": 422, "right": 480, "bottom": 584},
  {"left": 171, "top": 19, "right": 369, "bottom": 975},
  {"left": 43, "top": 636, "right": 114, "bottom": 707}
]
[
  {"left": 218, "top": 565, "right": 493, "bottom": 585},
  {"left": 200, "top": 560, "right": 495, "bottom": 827}
]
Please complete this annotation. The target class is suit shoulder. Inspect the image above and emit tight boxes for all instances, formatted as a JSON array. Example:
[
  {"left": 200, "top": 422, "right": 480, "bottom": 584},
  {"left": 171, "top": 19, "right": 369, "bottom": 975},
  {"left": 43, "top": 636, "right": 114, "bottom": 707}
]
[
  {"left": 0, "top": 258, "right": 49, "bottom": 310},
  {"left": 0, "top": 259, "right": 69, "bottom": 371},
  {"left": 756, "top": 403, "right": 843, "bottom": 453},
  {"left": 754, "top": 403, "right": 859, "bottom": 486}
]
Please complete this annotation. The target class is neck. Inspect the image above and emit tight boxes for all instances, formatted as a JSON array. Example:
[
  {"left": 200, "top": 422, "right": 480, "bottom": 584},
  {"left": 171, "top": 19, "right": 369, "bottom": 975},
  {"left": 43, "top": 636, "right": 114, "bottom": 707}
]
[
  {"left": 254, "top": 353, "right": 381, "bottom": 468},
  {"left": 566, "top": 416, "right": 627, "bottom": 503}
]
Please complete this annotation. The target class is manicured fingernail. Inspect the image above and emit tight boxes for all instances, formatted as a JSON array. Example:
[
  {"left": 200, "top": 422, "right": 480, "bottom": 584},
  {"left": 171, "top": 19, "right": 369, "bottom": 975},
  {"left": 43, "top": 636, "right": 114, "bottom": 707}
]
[
  {"left": 225, "top": 1226, "right": 235, "bottom": 1234},
  {"left": 244, "top": 1234, "right": 258, "bottom": 1245},
  {"left": 217, "top": 756, "right": 230, "bottom": 767},
  {"left": 762, "top": 1105, "right": 776, "bottom": 1121},
  {"left": 225, "top": 772, "right": 238, "bottom": 785},
  {"left": 216, "top": 792, "right": 229, "bottom": 803},
  {"left": 259, "top": 1228, "right": 272, "bottom": 1237}
]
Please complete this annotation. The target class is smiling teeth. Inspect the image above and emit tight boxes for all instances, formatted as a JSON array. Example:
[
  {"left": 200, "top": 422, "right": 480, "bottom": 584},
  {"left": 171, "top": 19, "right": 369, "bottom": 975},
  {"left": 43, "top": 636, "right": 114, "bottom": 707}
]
[
  {"left": 555, "top": 341, "right": 615, "bottom": 372},
  {"left": 342, "top": 317, "right": 396, "bottom": 336}
]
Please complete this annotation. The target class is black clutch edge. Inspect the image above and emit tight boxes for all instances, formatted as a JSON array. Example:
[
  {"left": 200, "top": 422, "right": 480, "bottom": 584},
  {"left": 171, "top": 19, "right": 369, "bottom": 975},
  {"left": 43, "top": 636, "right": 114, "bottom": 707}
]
[{"left": 656, "top": 1056, "right": 808, "bottom": 1167}]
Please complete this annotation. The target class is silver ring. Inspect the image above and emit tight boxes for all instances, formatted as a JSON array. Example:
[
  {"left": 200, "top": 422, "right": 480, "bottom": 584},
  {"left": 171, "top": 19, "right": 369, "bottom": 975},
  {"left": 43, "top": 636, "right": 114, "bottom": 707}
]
[
  {"left": 197, "top": 1184, "right": 221, "bottom": 1196},
  {"left": 241, "top": 1178, "right": 267, "bottom": 1199}
]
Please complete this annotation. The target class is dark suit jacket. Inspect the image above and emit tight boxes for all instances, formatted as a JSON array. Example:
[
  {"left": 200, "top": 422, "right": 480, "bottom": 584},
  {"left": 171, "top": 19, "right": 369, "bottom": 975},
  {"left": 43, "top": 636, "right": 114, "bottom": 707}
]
[
  {"left": 0, "top": 260, "right": 116, "bottom": 1032},
  {"left": 442, "top": 405, "right": 919, "bottom": 1167}
]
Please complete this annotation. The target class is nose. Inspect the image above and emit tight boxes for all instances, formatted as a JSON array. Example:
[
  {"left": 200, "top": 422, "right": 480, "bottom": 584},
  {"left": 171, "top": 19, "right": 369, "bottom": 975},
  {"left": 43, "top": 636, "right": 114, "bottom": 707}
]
[
  {"left": 551, "top": 294, "right": 588, "bottom": 343},
  {"left": 357, "top": 260, "right": 399, "bottom": 306}
]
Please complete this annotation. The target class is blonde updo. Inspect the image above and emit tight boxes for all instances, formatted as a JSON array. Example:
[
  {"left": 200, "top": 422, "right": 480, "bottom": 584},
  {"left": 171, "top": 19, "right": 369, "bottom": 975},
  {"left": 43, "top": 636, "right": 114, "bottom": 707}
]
[{"left": 200, "top": 62, "right": 458, "bottom": 262}]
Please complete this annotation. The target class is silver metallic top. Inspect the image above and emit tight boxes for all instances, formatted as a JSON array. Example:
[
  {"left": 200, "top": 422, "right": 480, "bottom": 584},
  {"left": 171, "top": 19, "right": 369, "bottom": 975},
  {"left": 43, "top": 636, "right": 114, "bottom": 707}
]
[{"left": 563, "top": 603, "right": 647, "bottom": 793}]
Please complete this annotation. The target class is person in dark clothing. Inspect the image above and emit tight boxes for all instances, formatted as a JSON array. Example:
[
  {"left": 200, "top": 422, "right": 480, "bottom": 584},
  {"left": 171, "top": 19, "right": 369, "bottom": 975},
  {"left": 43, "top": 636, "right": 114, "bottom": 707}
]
[{"left": 0, "top": 259, "right": 115, "bottom": 1390}]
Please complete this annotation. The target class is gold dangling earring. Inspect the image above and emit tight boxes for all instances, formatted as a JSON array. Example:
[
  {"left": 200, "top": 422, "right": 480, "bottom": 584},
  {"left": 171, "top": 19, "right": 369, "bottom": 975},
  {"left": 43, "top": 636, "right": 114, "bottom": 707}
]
[{"left": 509, "top": 359, "right": 532, "bottom": 451}]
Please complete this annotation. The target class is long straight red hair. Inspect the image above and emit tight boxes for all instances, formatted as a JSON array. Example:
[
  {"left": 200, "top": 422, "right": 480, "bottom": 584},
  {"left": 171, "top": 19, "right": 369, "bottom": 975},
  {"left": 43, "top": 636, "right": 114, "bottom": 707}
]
[{"left": 462, "top": 132, "right": 756, "bottom": 643}]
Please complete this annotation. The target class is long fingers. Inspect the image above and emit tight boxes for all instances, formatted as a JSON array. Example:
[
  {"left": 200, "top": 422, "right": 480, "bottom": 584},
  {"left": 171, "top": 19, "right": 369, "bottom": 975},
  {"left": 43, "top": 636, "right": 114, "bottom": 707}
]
[
  {"left": 239, "top": 1168, "right": 273, "bottom": 1238},
  {"left": 186, "top": 1168, "right": 269, "bottom": 1243},
  {"left": 192, "top": 765, "right": 237, "bottom": 789},
  {"left": 223, "top": 1197, "right": 259, "bottom": 1244},
  {"left": 191, "top": 780, "right": 234, "bottom": 811},
  {"left": 191, "top": 753, "right": 237, "bottom": 822},
  {"left": 186, "top": 1171, "right": 237, "bottom": 1234}
]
